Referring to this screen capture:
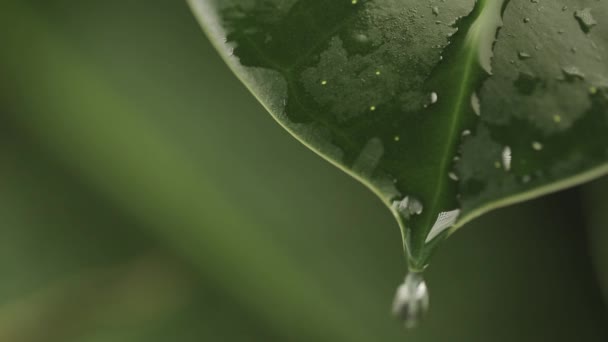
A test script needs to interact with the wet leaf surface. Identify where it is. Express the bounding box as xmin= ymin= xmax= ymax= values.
xmin=191 ymin=0 xmax=608 ymax=269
